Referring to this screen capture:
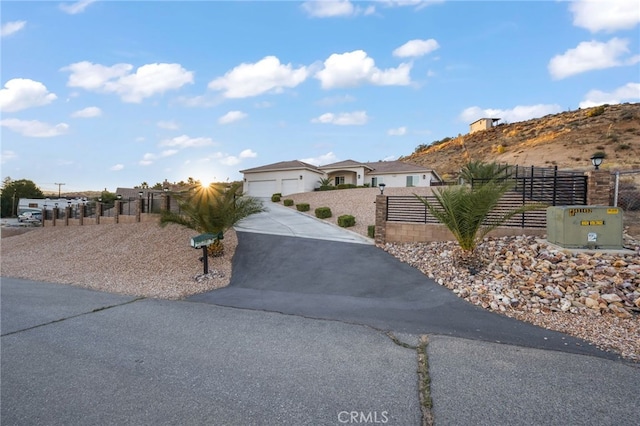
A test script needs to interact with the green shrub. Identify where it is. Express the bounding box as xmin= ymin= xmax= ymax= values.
xmin=319 ymin=185 xmax=335 ymax=191
xmin=271 ymin=194 xmax=281 ymax=202
xmin=283 ymin=199 xmax=294 ymax=206
xmin=367 ymin=225 xmax=375 ymax=238
xmin=315 ymin=207 xmax=332 ymax=219
xmin=336 ymin=184 xmax=357 ymax=190
xmin=296 ymin=203 xmax=310 ymax=212
xmin=586 ymin=105 xmax=605 ymax=117
xmin=338 ymin=214 xmax=356 ymax=228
